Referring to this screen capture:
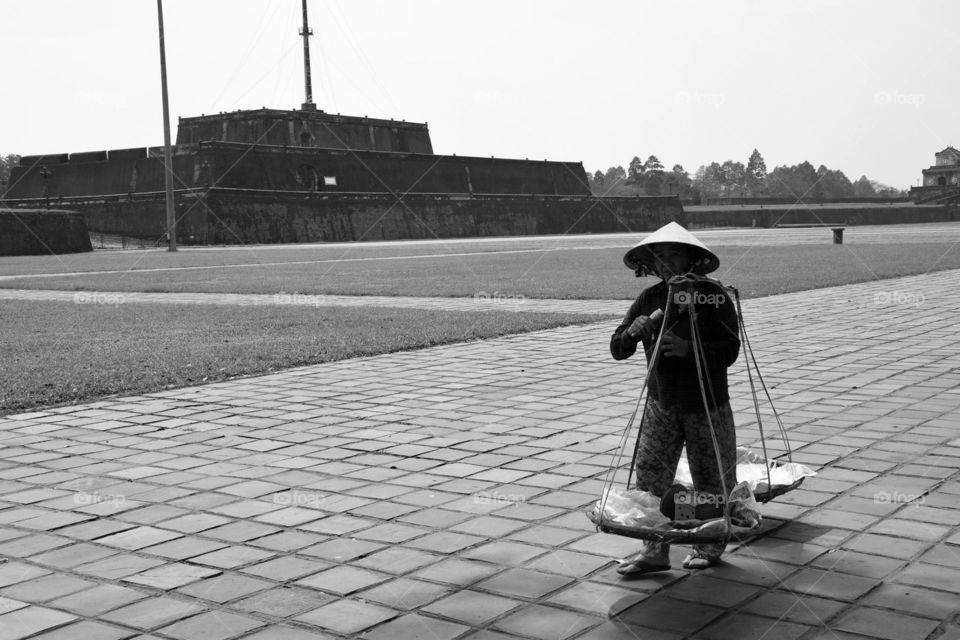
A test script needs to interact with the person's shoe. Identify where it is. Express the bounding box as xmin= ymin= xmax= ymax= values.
xmin=617 ymin=541 xmax=671 ymax=577
xmin=682 ymin=543 xmax=724 ymax=569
